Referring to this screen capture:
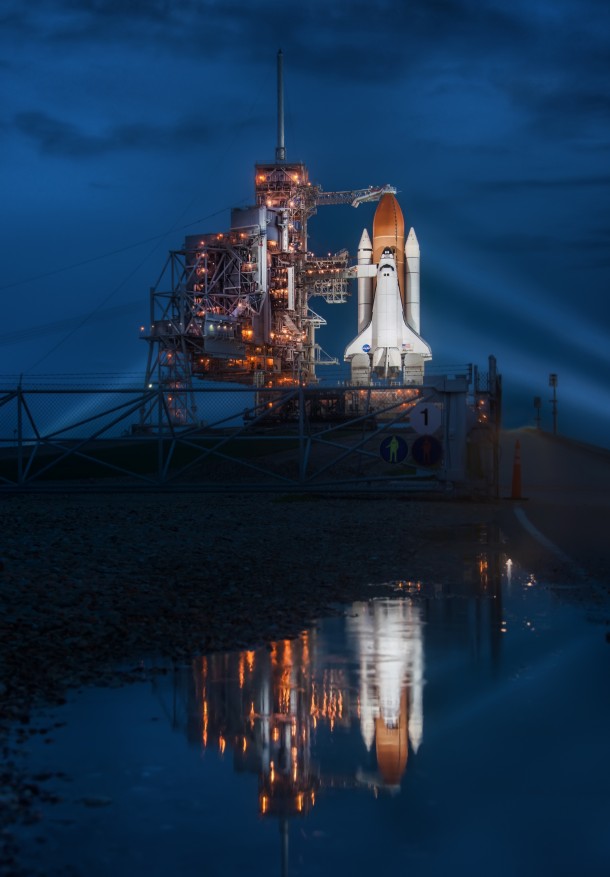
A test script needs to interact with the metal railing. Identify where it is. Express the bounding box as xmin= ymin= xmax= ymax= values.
xmin=0 ymin=379 xmax=498 ymax=494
